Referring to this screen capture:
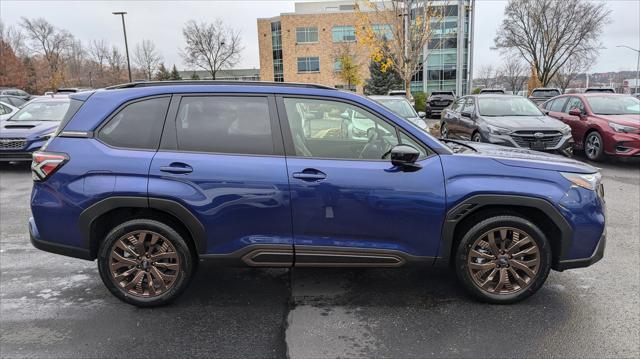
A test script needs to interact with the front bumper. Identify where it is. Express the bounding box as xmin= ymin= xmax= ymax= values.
xmin=605 ymin=132 xmax=640 ymax=157
xmin=555 ymin=230 xmax=606 ymax=271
